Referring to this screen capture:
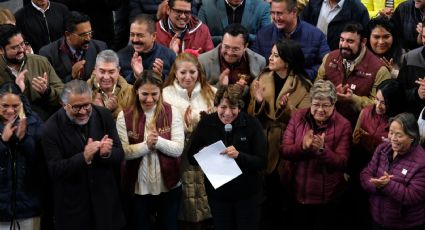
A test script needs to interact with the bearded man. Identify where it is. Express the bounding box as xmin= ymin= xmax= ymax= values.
xmin=316 ymin=23 xmax=391 ymax=126
xmin=0 ymin=24 xmax=64 ymax=120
